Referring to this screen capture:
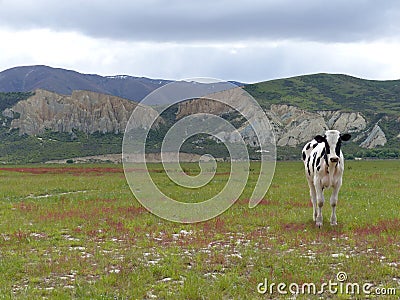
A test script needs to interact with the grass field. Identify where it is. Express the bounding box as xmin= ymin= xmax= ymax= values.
xmin=0 ymin=160 xmax=399 ymax=299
